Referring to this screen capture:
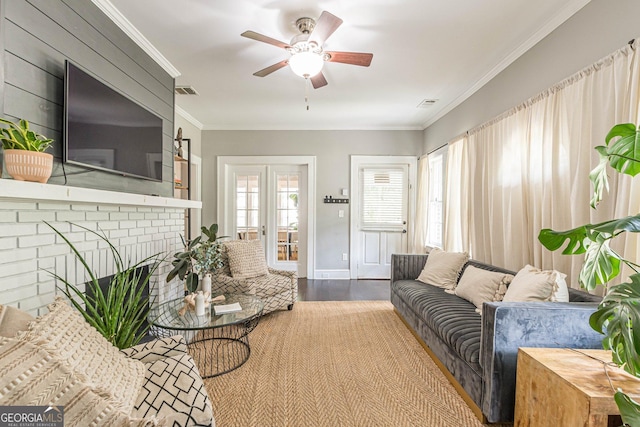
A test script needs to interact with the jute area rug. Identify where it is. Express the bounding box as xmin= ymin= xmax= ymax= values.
xmin=205 ymin=301 xmax=505 ymax=427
